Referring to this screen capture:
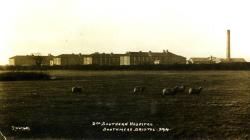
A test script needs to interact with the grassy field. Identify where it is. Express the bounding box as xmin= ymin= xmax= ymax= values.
xmin=0 ymin=72 xmax=51 ymax=81
xmin=0 ymin=70 xmax=249 ymax=139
